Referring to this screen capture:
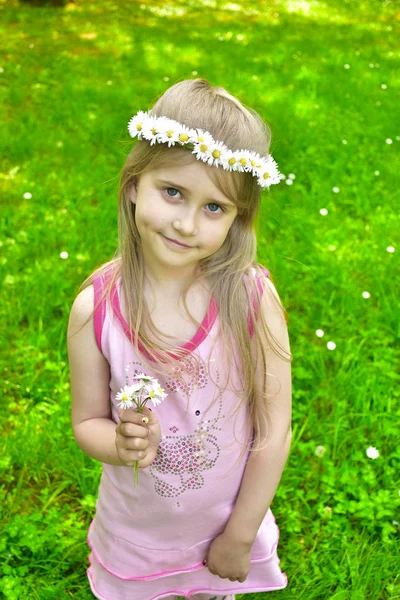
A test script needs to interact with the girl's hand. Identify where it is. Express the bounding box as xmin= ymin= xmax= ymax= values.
xmin=203 ymin=532 xmax=252 ymax=583
xmin=115 ymin=405 xmax=161 ymax=466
